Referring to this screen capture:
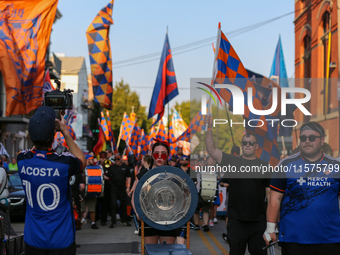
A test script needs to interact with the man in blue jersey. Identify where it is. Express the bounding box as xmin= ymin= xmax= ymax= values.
xmin=17 ymin=106 xmax=86 ymax=255
xmin=264 ymin=121 xmax=340 ymax=255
